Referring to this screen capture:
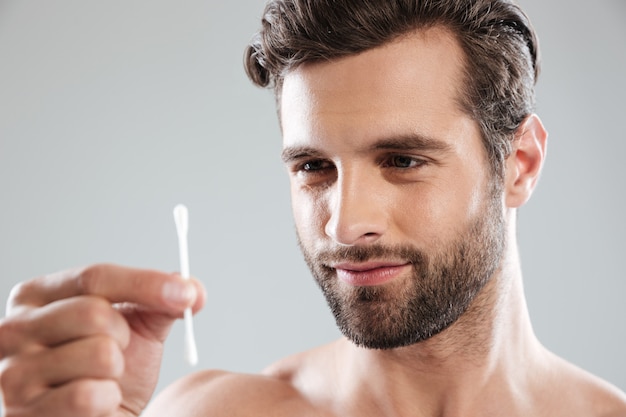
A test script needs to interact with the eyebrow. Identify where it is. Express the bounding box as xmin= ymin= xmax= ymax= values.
xmin=370 ymin=134 xmax=453 ymax=154
xmin=281 ymin=146 xmax=325 ymax=164
xmin=281 ymin=133 xmax=453 ymax=163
